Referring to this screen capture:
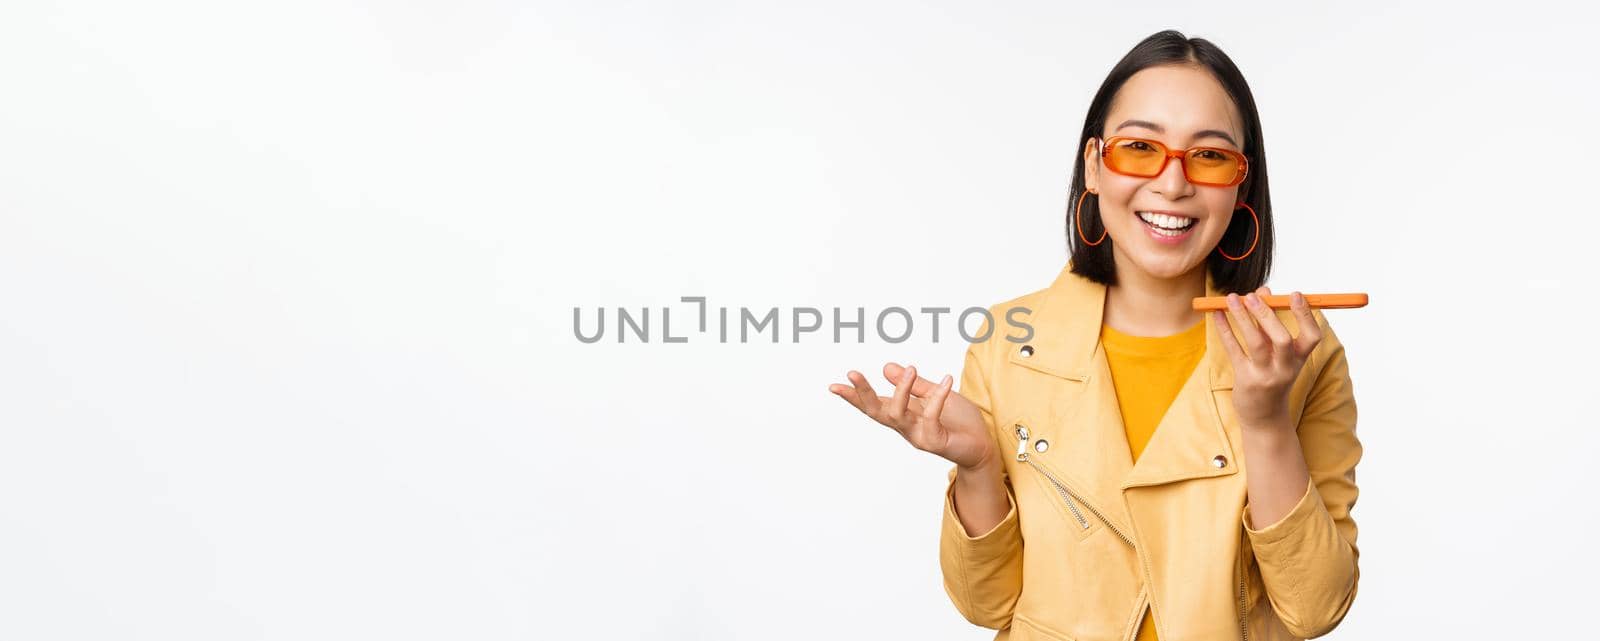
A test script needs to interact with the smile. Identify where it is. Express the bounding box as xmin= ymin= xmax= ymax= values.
xmin=1136 ymin=211 xmax=1196 ymax=238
